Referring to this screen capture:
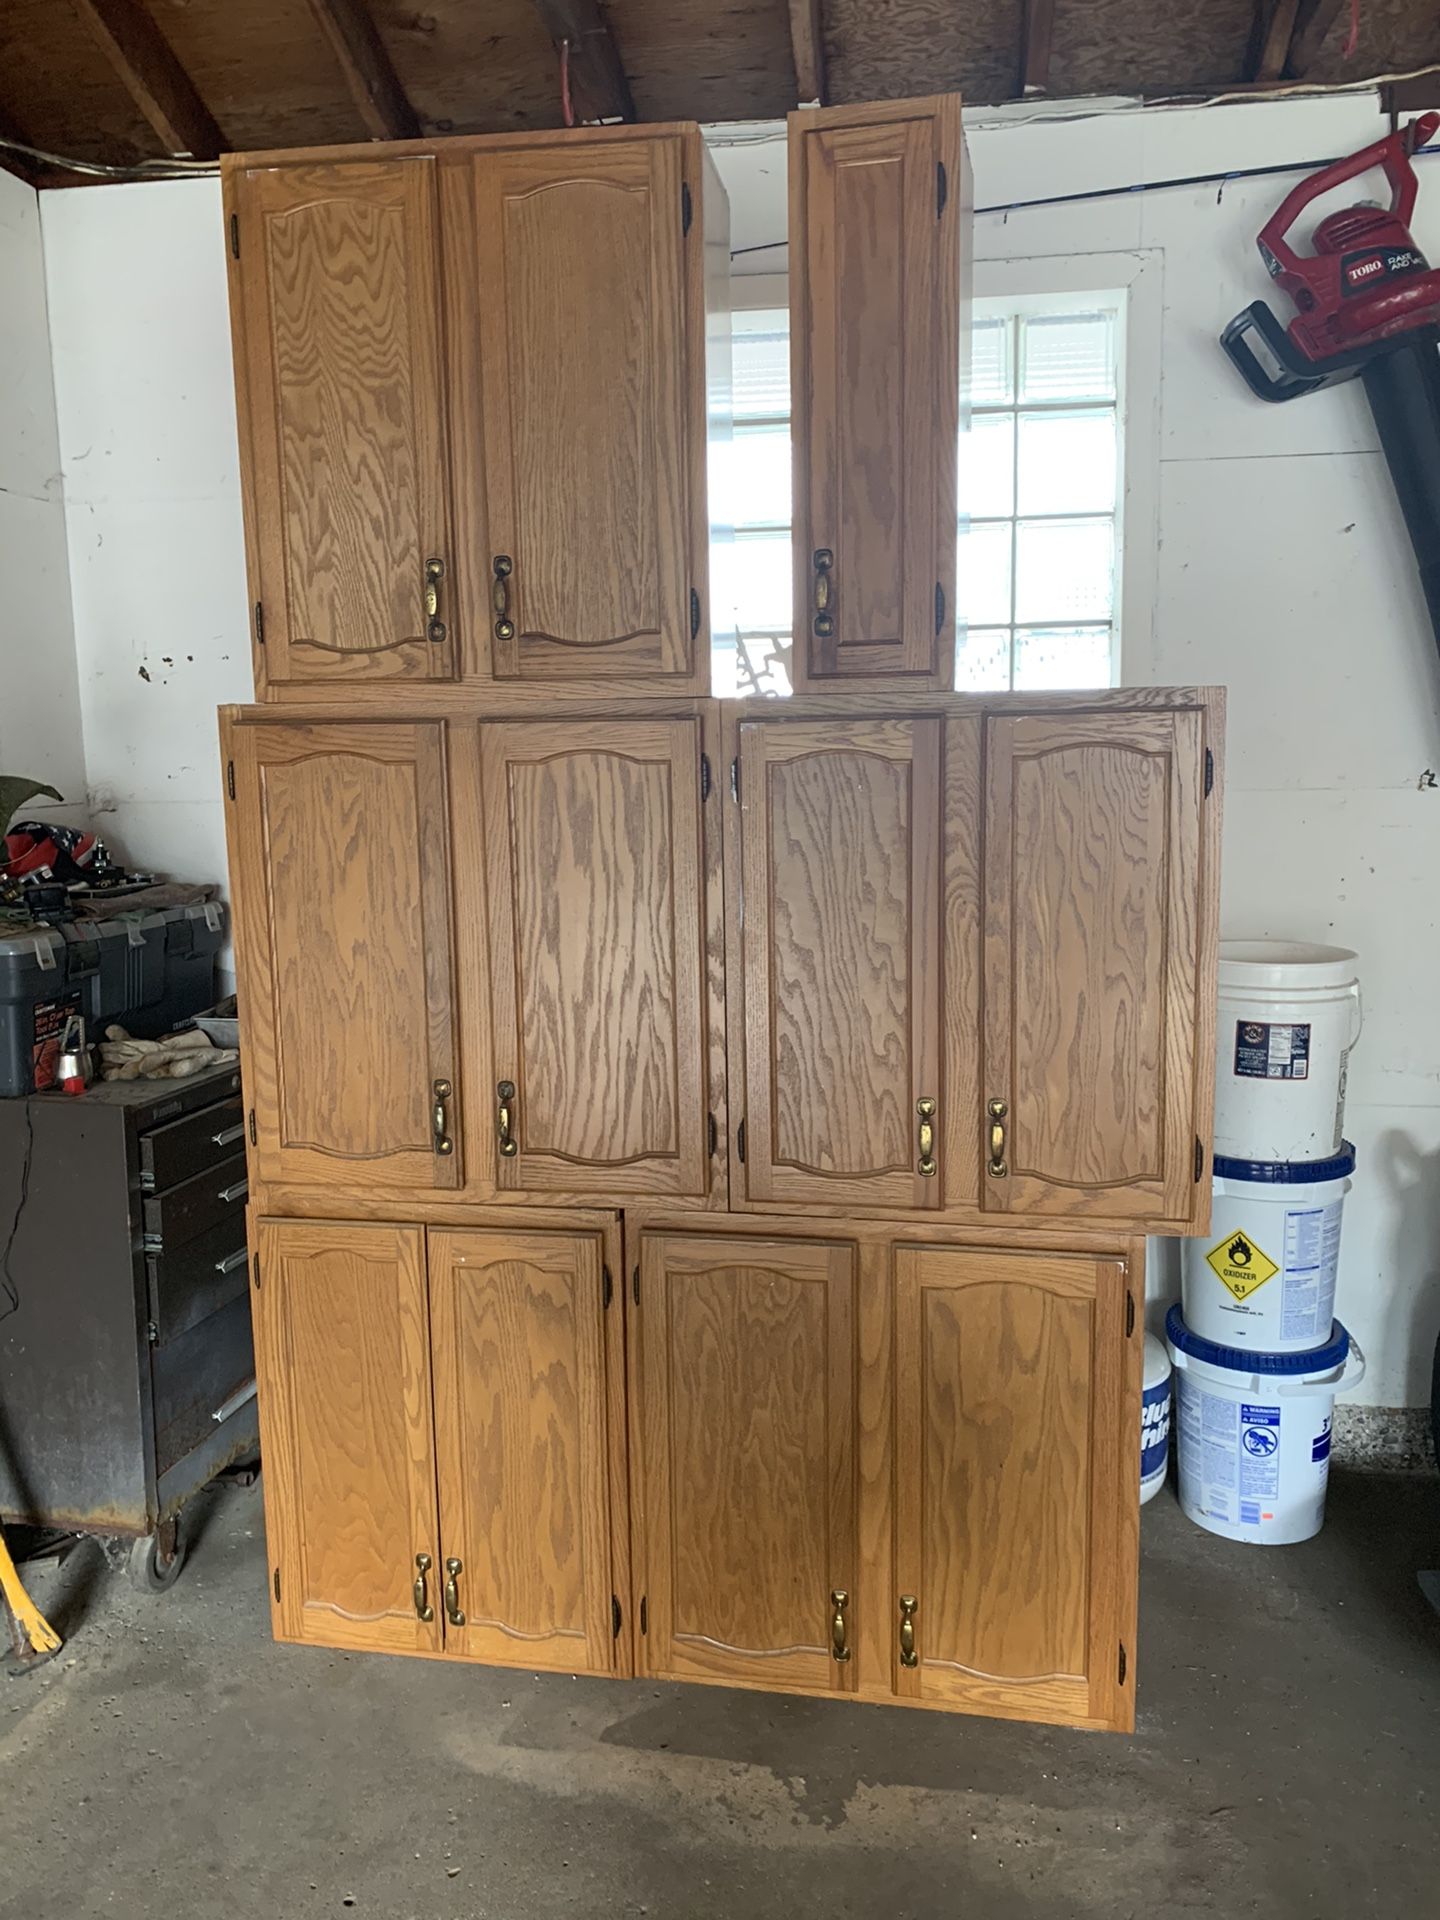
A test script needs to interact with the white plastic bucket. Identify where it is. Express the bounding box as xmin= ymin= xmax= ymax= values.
xmin=1166 ymin=1305 xmax=1365 ymax=1545
xmin=1140 ymin=1333 xmax=1171 ymax=1504
xmin=1182 ymin=1143 xmax=1354 ymax=1351
xmin=1215 ymin=941 xmax=1361 ymax=1162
